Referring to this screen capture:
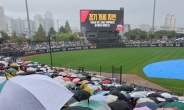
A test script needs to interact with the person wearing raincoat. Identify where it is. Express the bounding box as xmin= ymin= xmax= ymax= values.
xmin=80 ymin=82 xmax=93 ymax=95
